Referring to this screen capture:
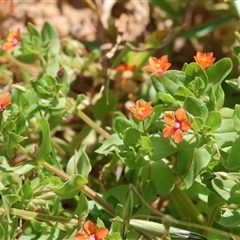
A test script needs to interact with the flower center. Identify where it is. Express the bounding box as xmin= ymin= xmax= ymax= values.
xmin=201 ymin=57 xmax=207 ymax=62
xmin=11 ymin=37 xmax=18 ymax=45
xmin=155 ymin=63 xmax=163 ymax=73
xmin=174 ymin=122 xmax=181 ymax=129
xmin=87 ymin=234 xmax=96 ymax=240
